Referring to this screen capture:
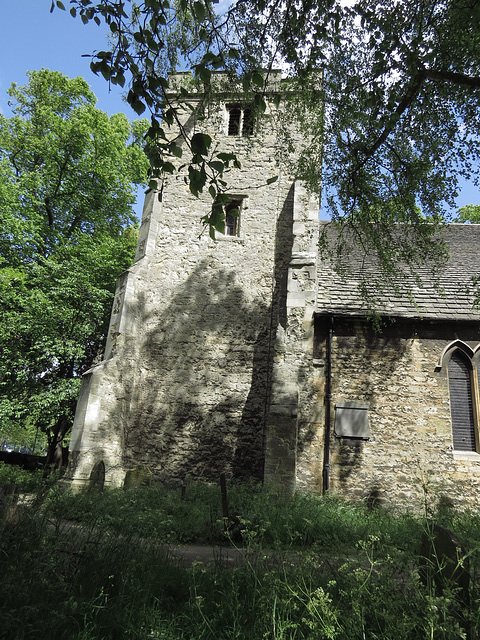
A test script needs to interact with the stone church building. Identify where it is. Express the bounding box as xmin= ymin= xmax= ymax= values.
xmin=66 ymin=71 xmax=480 ymax=510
